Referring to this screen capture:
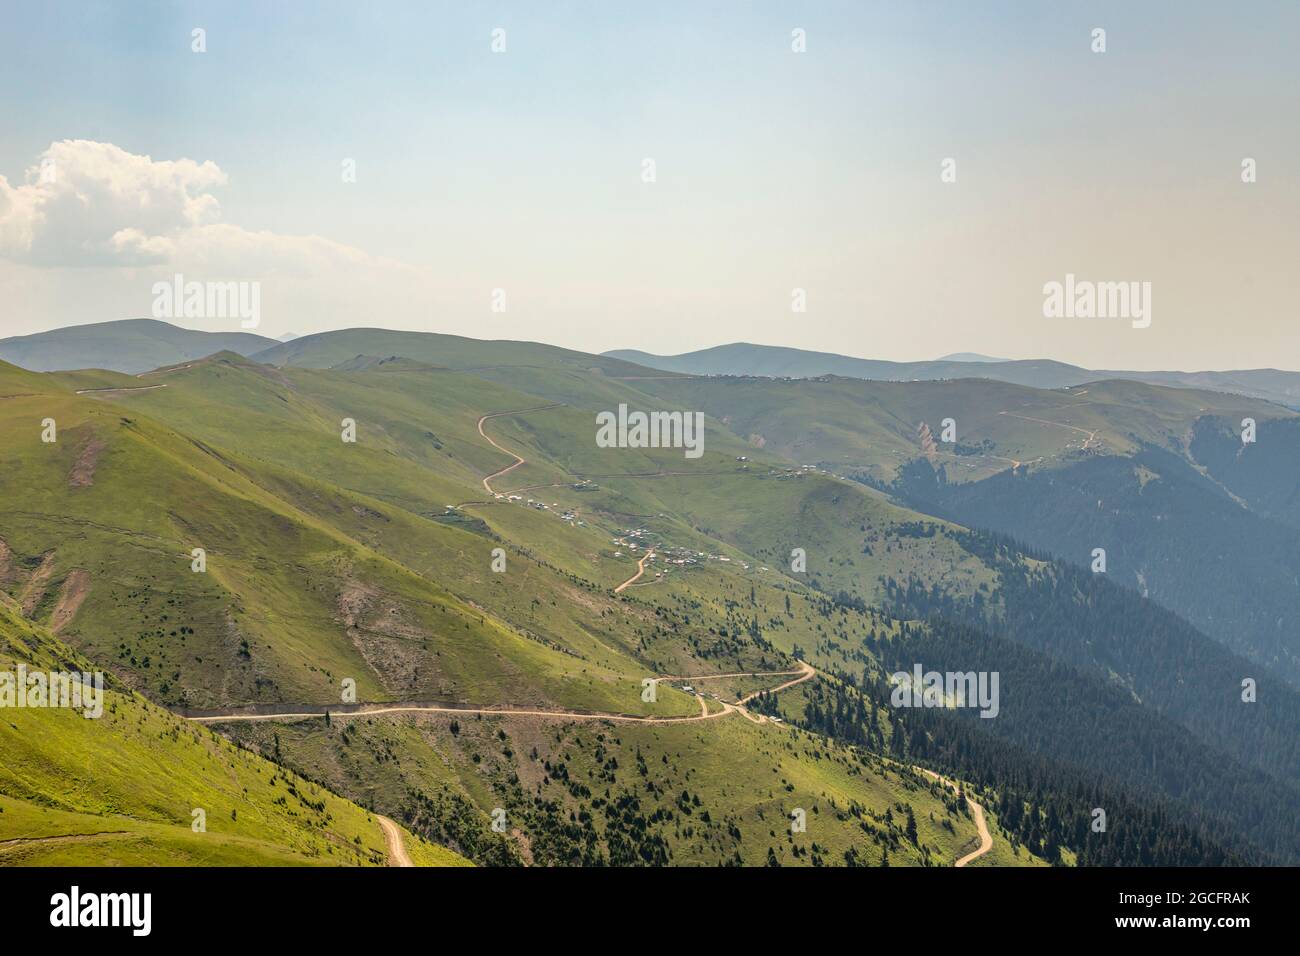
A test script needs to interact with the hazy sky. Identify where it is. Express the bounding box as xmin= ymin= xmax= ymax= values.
xmin=2 ymin=1 xmax=1298 ymax=370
